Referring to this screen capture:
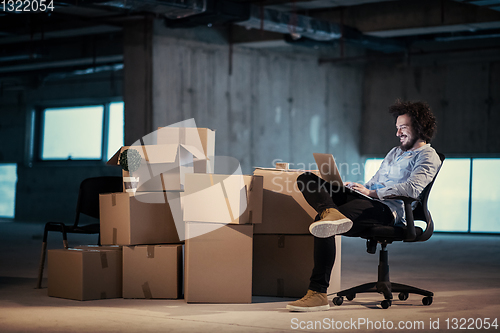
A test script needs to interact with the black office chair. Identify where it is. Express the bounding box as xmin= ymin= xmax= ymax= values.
xmin=36 ymin=176 xmax=123 ymax=289
xmin=332 ymin=153 xmax=445 ymax=309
